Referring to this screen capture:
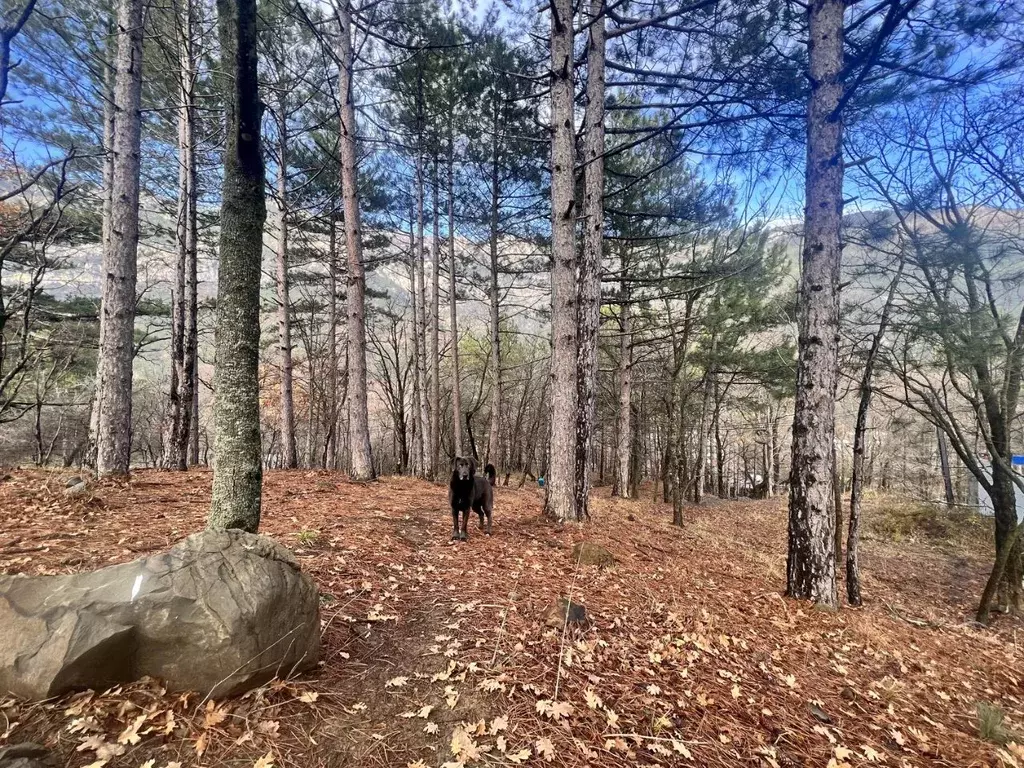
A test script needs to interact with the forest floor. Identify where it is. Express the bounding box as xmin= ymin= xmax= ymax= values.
xmin=0 ymin=469 xmax=1020 ymax=768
